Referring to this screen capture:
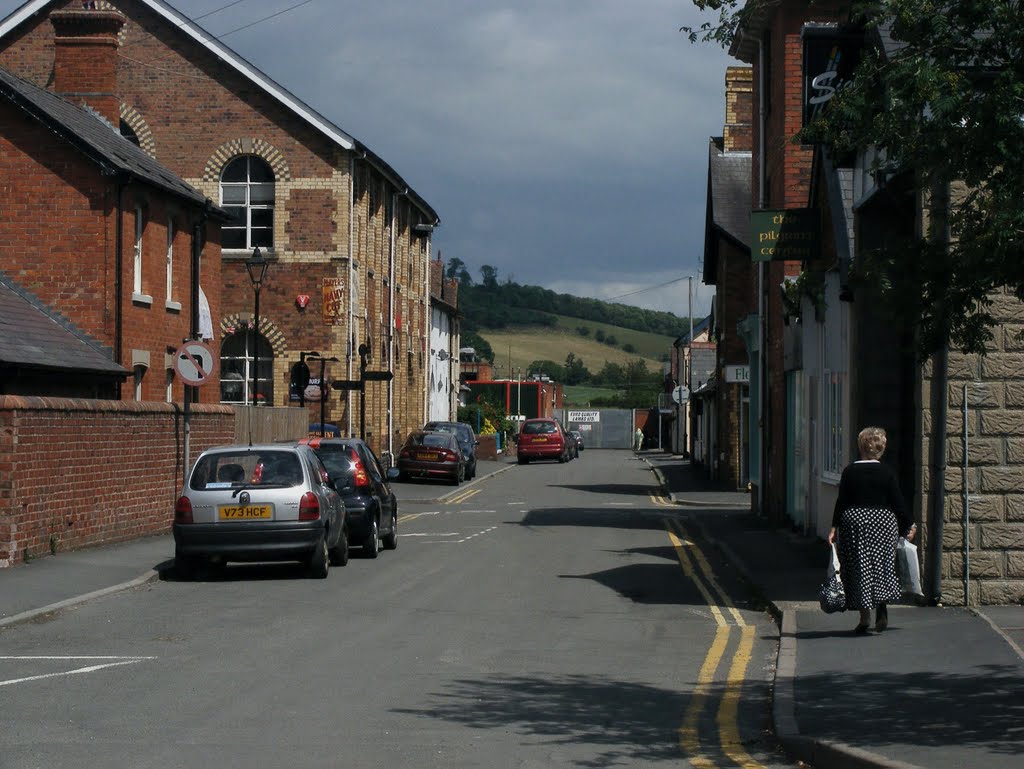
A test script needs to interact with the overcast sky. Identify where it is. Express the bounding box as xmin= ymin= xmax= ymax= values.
xmin=2 ymin=0 xmax=739 ymax=319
